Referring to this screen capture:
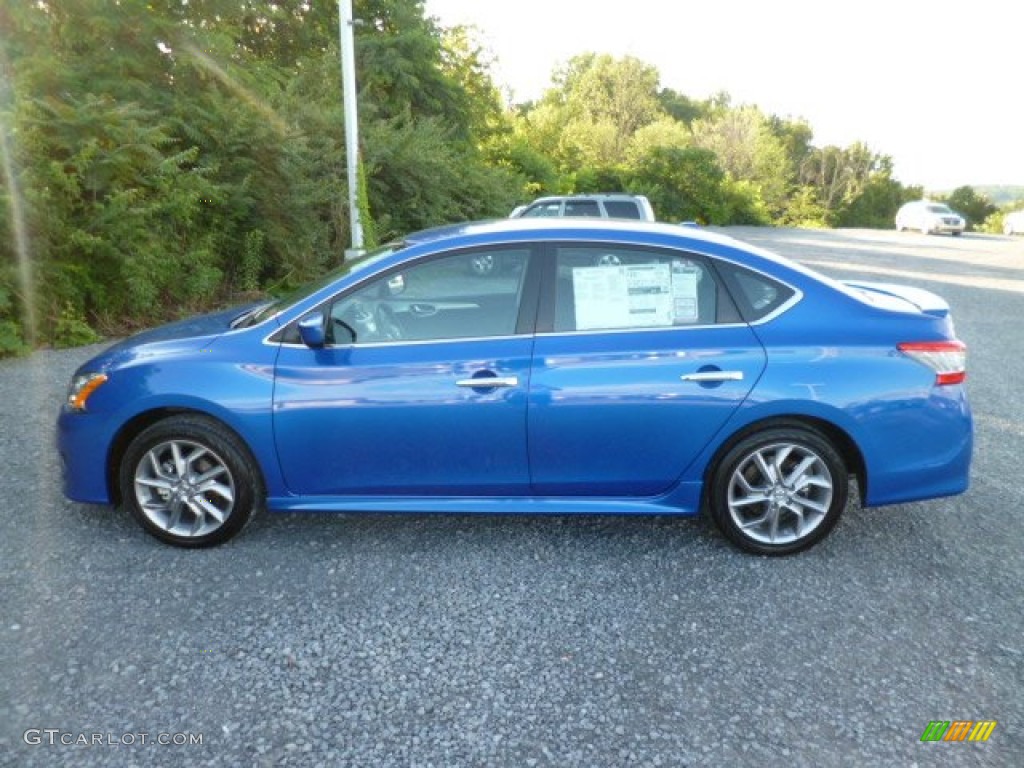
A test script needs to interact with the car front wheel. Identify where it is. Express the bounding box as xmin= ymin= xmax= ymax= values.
xmin=708 ymin=427 xmax=848 ymax=555
xmin=120 ymin=415 xmax=262 ymax=547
